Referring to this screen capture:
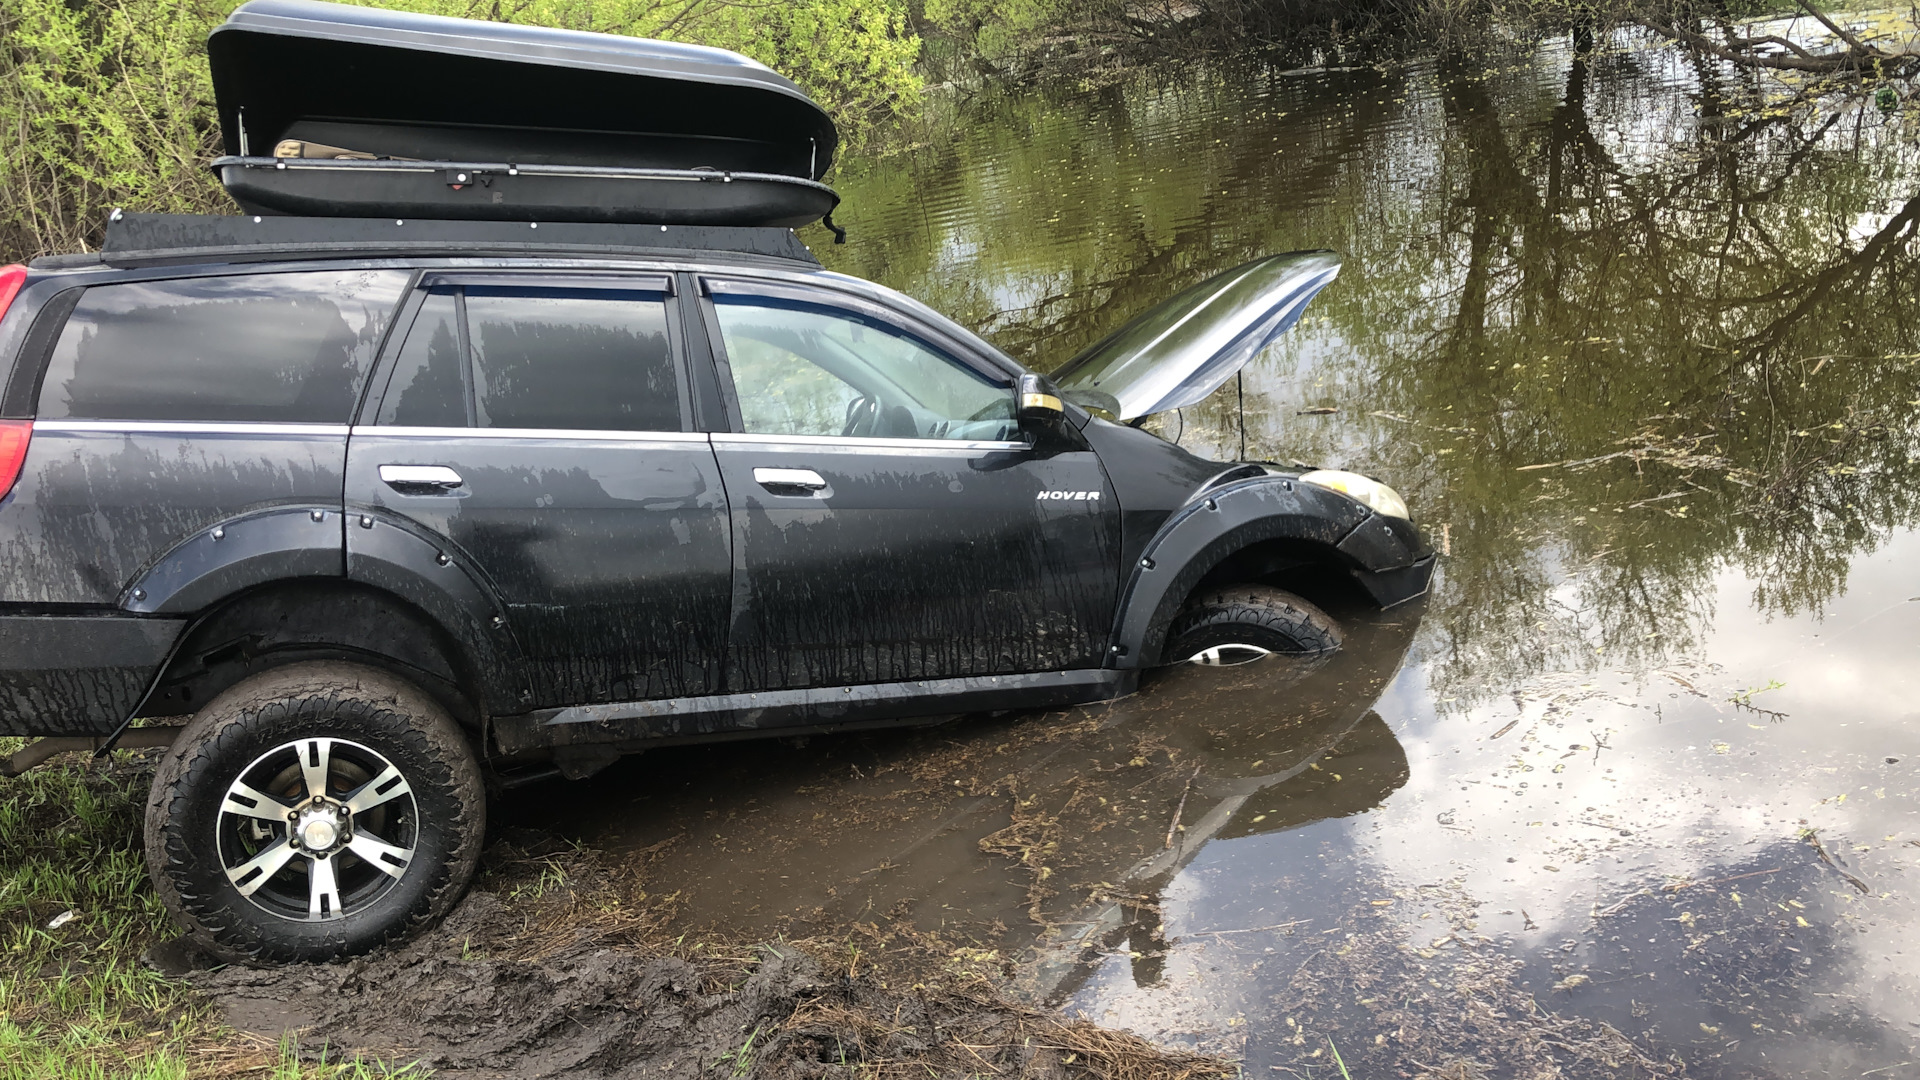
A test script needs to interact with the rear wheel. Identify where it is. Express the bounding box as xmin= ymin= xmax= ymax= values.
xmin=144 ymin=662 xmax=484 ymax=964
xmin=1162 ymin=584 xmax=1343 ymax=664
